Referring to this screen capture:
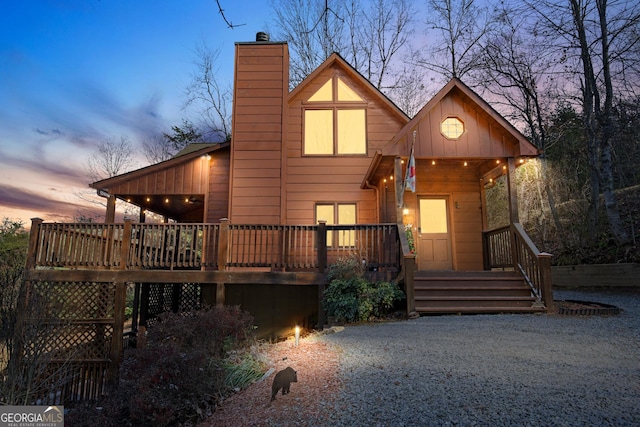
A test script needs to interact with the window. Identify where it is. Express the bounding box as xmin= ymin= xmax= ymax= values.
xmin=304 ymin=77 xmax=367 ymax=155
xmin=316 ymin=203 xmax=357 ymax=247
xmin=441 ymin=117 xmax=465 ymax=139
